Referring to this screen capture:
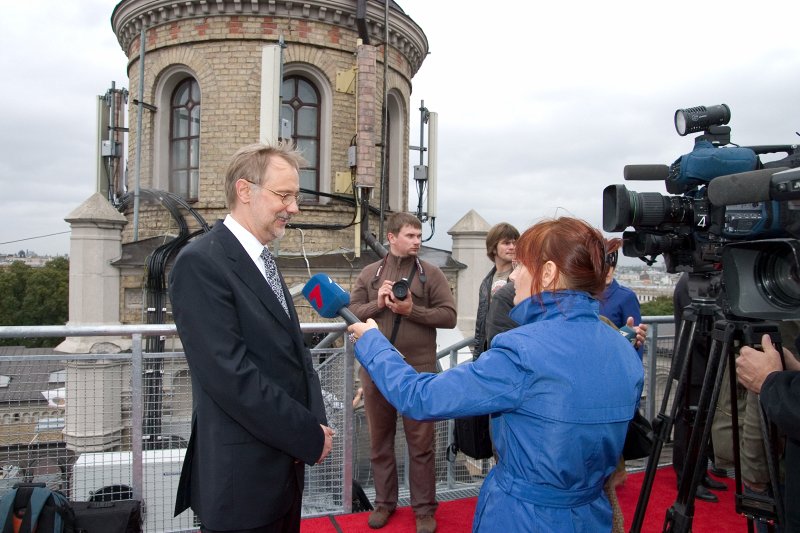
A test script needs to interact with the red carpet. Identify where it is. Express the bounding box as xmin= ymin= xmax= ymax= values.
xmin=616 ymin=467 xmax=747 ymax=532
xmin=301 ymin=467 xmax=750 ymax=532
xmin=300 ymin=498 xmax=476 ymax=532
